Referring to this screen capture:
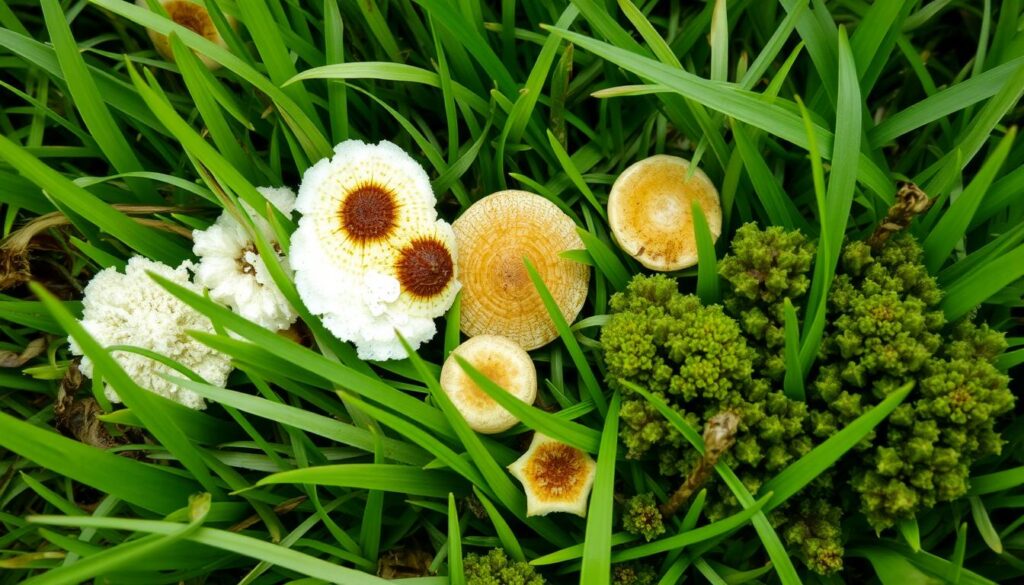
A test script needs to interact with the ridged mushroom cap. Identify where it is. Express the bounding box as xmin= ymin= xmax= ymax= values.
xmin=508 ymin=432 xmax=597 ymax=517
xmin=608 ymin=155 xmax=722 ymax=271
xmin=136 ymin=0 xmax=234 ymax=70
xmin=452 ymin=190 xmax=589 ymax=350
xmin=440 ymin=335 xmax=537 ymax=434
